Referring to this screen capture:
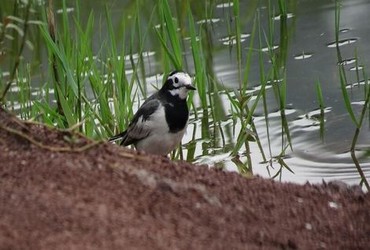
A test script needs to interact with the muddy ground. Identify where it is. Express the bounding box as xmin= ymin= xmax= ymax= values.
xmin=0 ymin=108 xmax=369 ymax=249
